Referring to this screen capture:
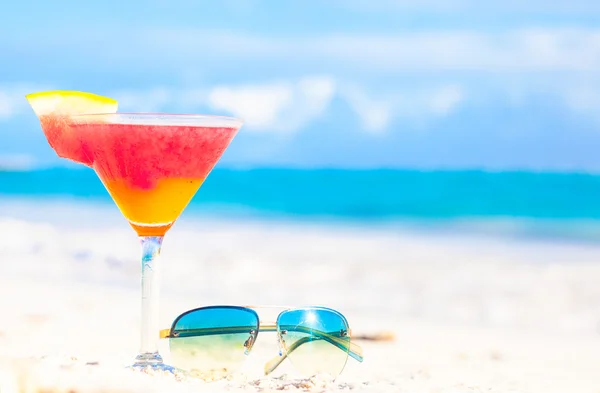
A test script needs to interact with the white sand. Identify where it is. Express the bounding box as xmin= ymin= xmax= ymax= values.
xmin=1 ymin=203 xmax=600 ymax=392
